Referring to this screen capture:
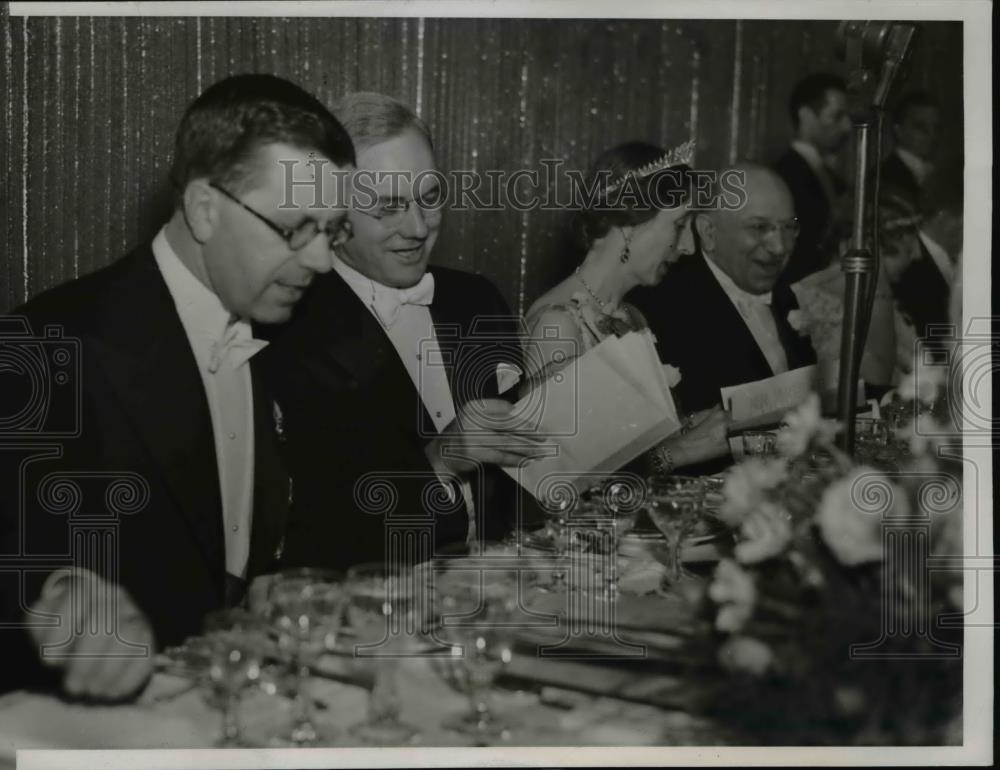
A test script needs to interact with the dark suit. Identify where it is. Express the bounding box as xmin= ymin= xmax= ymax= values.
xmin=881 ymin=151 xmax=923 ymax=212
xmin=773 ymin=147 xmax=847 ymax=285
xmin=893 ymin=242 xmax=951 ymax=342
xmin=630 ymin=253 xmax=816 ymax=416
xmin=0 ymin=246 xmax=289 ymax=692
xmin=261 ymin=266 xmax=523 ymax=572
